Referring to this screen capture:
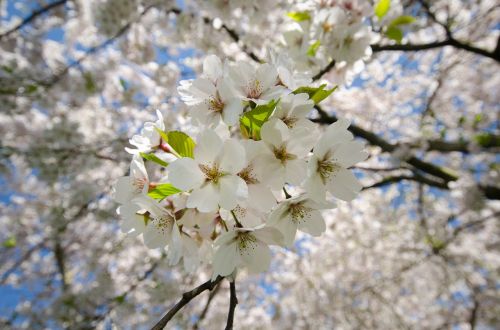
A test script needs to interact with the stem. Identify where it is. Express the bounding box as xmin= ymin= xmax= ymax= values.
xmin=159 ymin=142 xmax=181 ymax=158
xmin=230 ymin=210 xmax=243 ymax=228
xmin=151 ymin=276 xmax=223 ymax=330
xmin=283 ymin=187 xmax=292 ymax=199
xmin=225 ymin=280 xmax=238 ymax=330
